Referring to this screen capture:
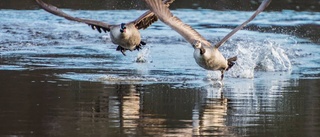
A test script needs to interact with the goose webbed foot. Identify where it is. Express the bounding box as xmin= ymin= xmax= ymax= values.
xmin=135 ymin=41 xmax=146 ymax=51
xmin=140 ymin=41 xmax=146 ymax=45
xmin=116 ymin=46 xmax=126 ymax=56
xmin=135 ymin=45 xmax=142 ymax=51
